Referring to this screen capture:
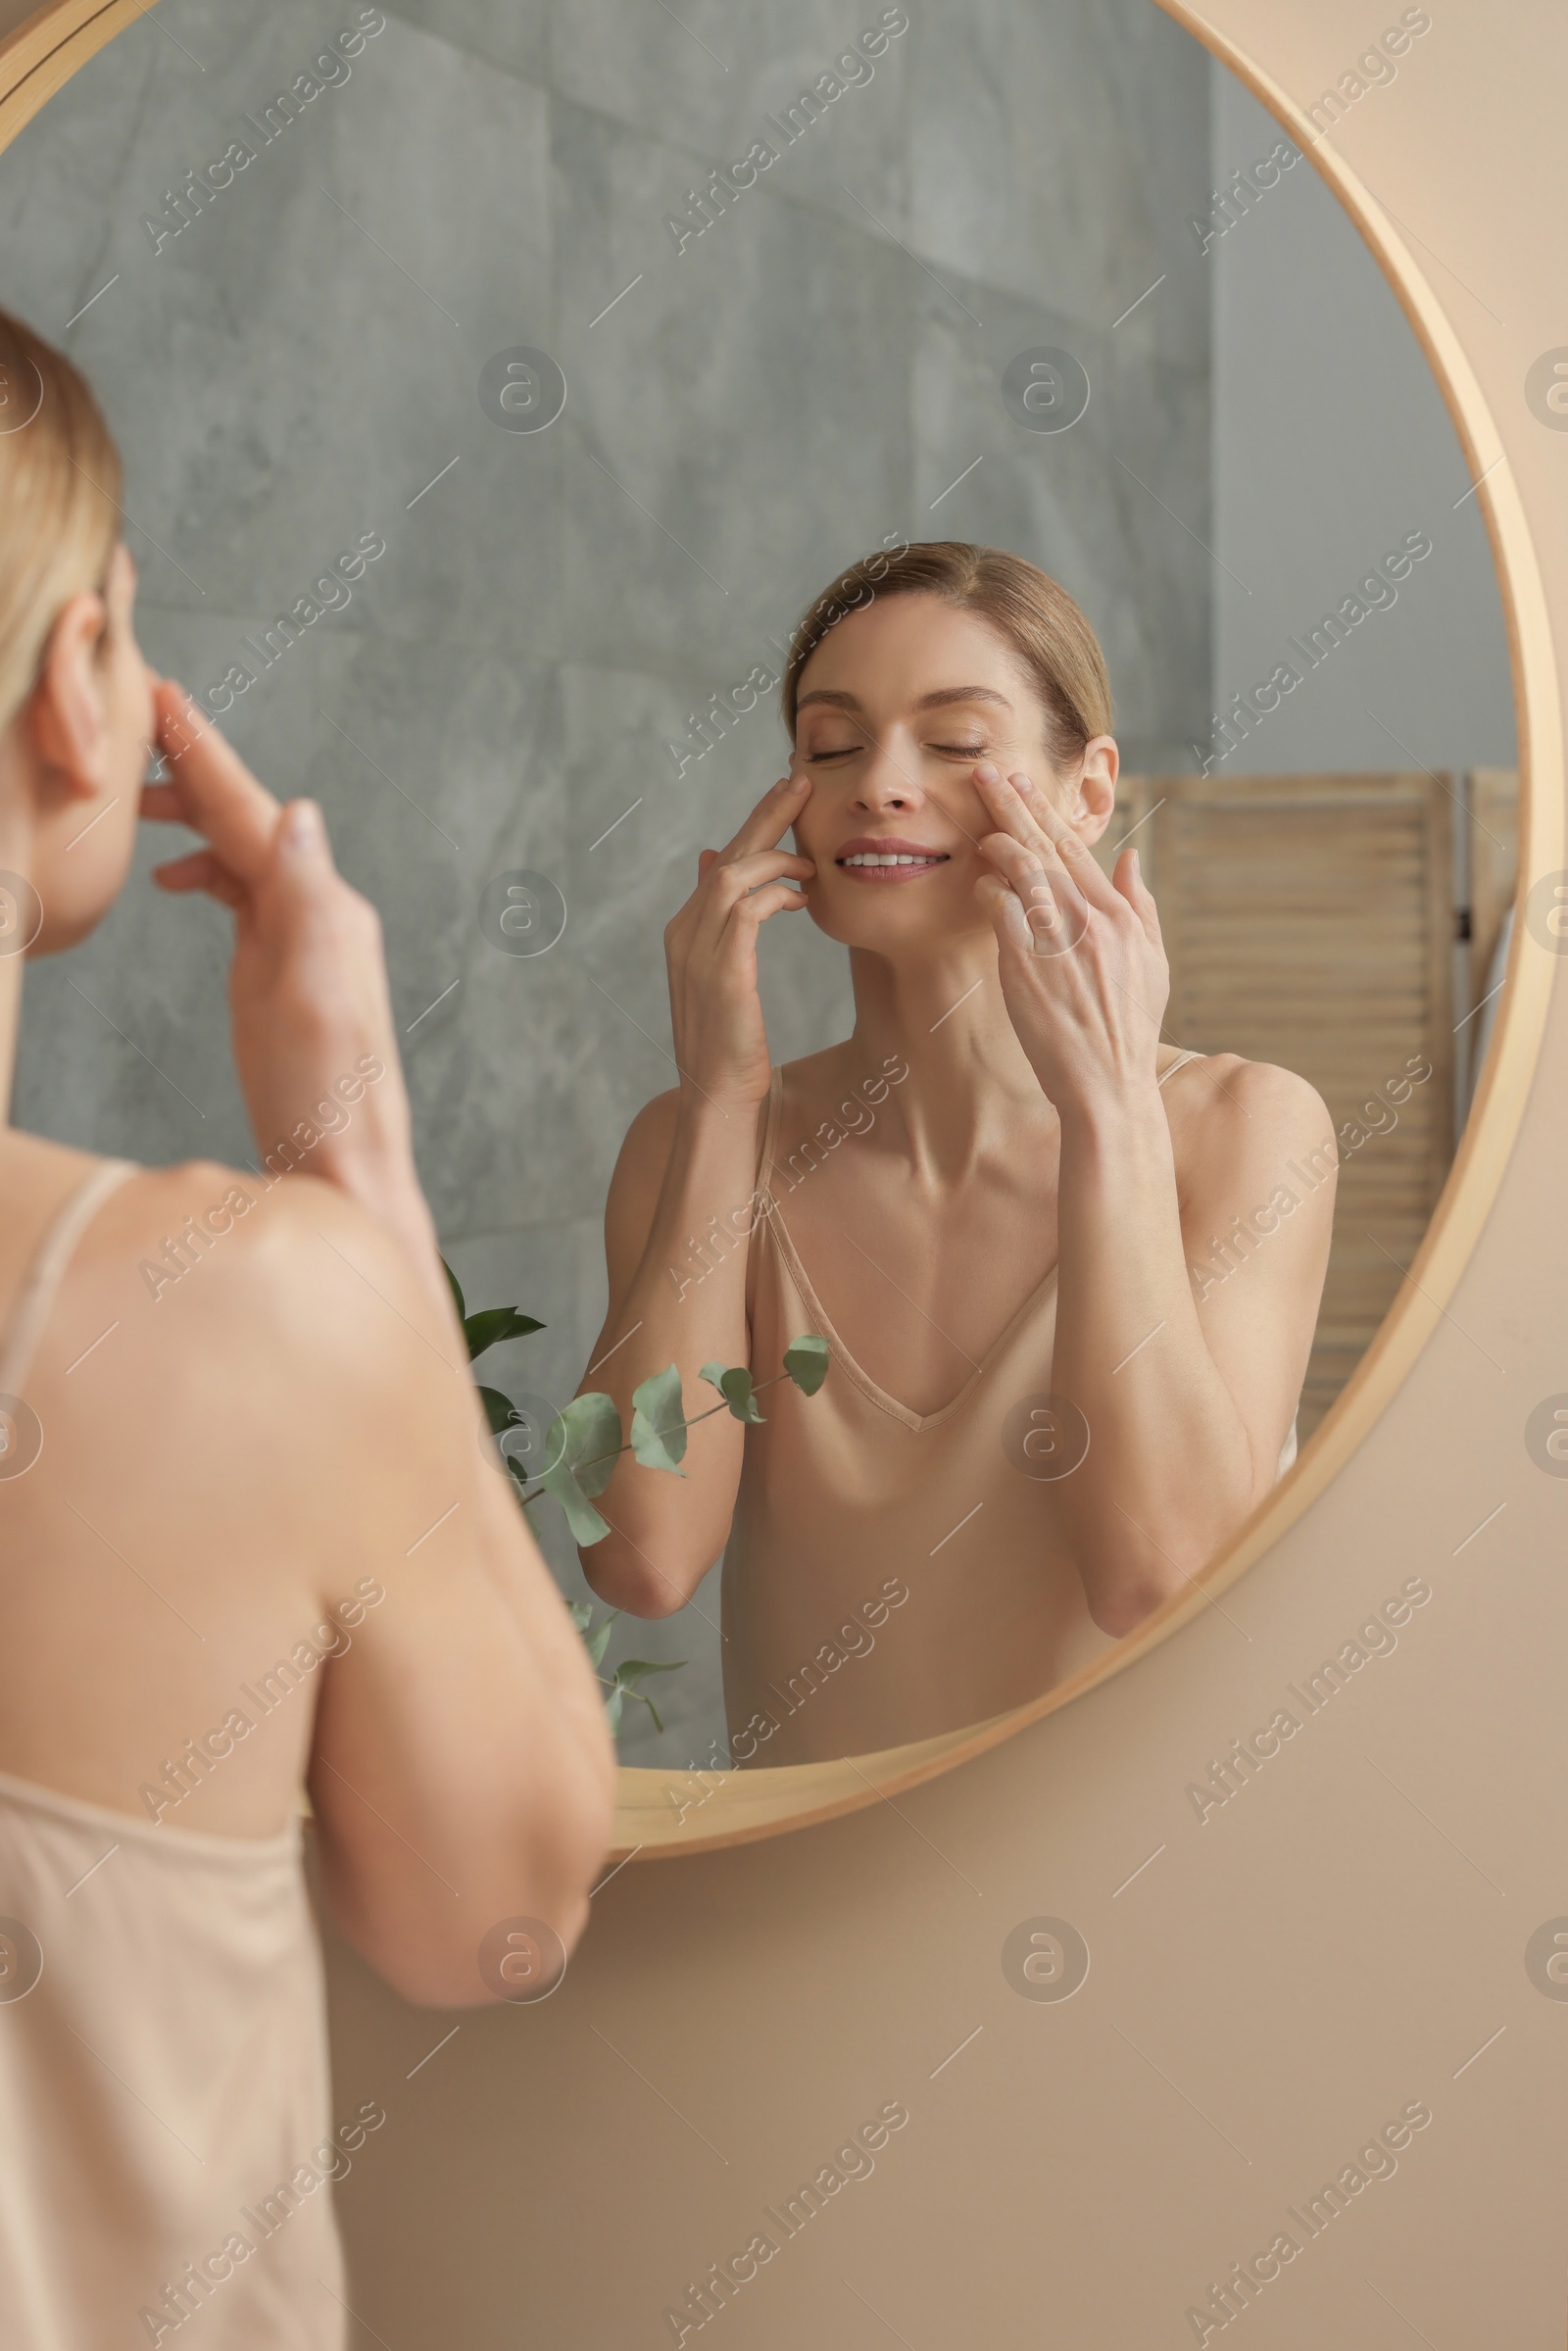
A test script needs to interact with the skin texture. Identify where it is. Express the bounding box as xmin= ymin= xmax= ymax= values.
xmin=582 ymin=592 xmax=1336 ymax=1650
xmin=0 ymin=546 xmax=613 ymax=2006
